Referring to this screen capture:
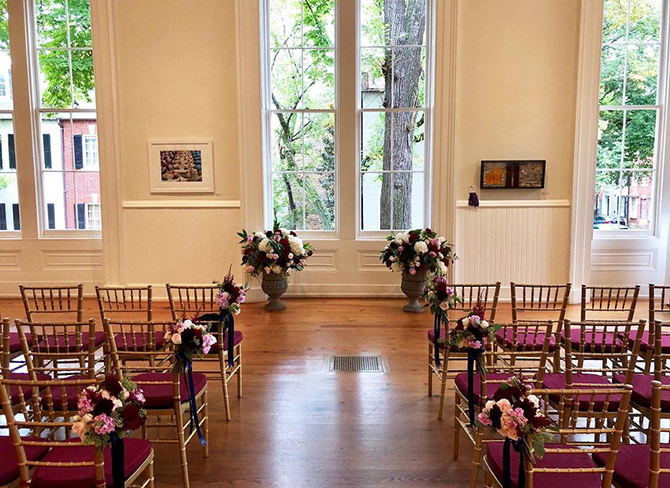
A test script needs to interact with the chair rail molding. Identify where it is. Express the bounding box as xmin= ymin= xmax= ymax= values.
xmin=569 ymin=0 xmax=604 ymax=303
